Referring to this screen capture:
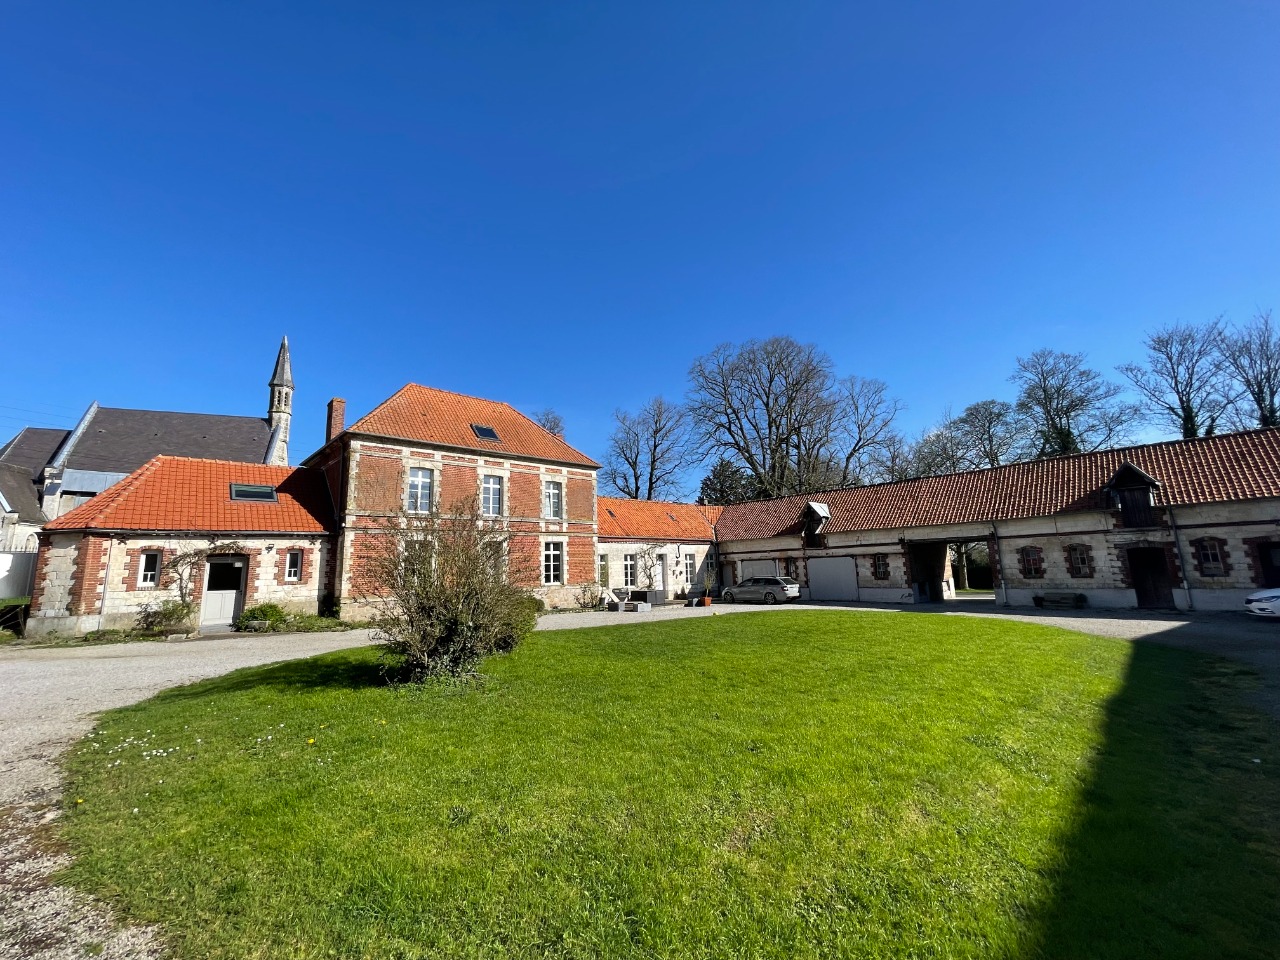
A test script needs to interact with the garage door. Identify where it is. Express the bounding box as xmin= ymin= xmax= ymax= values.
xmin=807 ymin=557 xmax=857 ymax=601
xmin=738 ymin=559 xmax=778 ymax=580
